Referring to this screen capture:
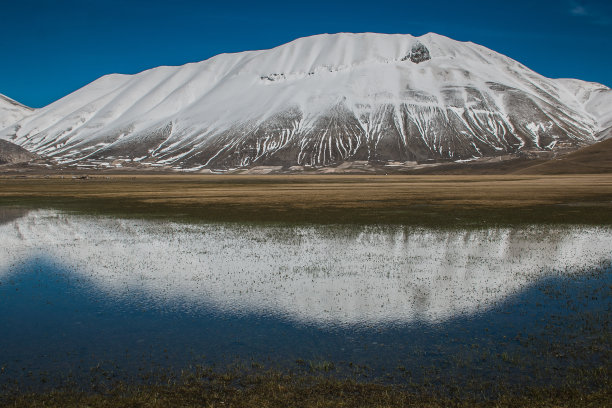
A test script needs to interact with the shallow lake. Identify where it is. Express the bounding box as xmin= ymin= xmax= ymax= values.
xmin=0 ymin=208 xmax=610 ymax=395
